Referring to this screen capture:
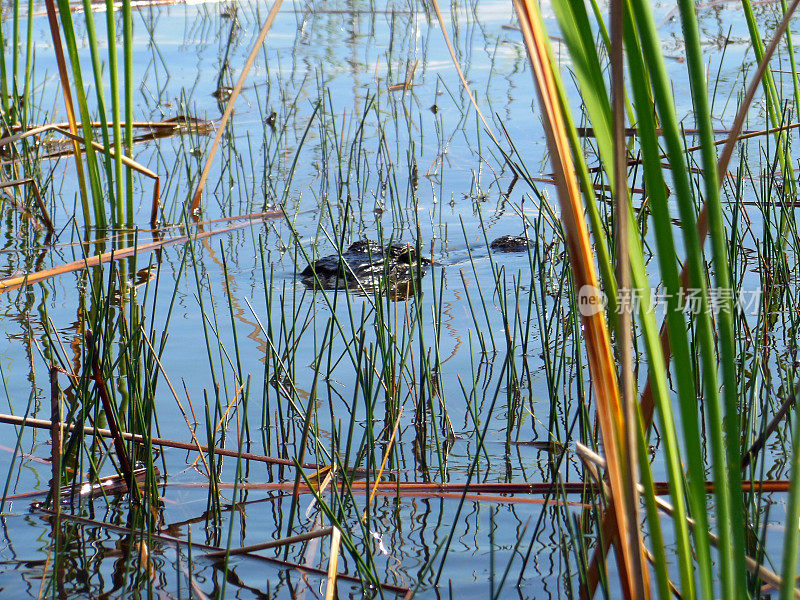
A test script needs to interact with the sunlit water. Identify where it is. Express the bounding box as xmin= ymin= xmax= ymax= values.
xmin=0 ymin=0 xmax=796 ymax=598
